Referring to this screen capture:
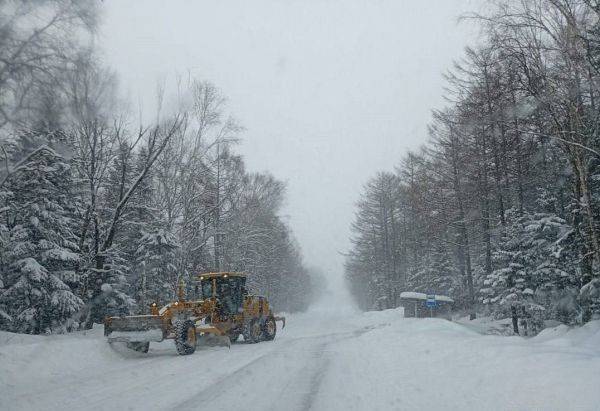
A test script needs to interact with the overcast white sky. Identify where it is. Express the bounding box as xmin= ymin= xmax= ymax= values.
xmin=100 ymin=0 xmax=477 ymax=292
